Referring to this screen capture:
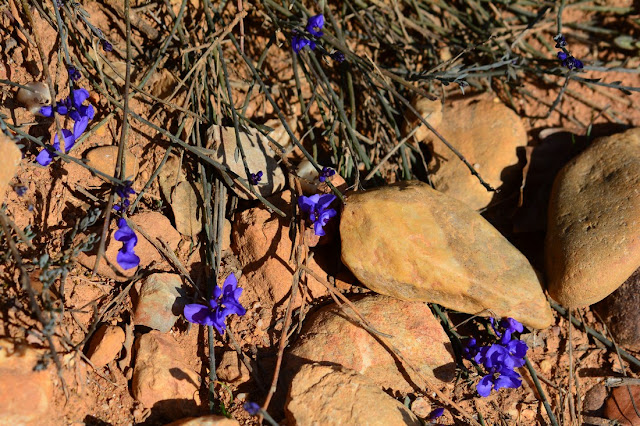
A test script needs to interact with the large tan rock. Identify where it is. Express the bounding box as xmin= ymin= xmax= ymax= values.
xmin=85 ymin=145 xmax=138 ymax=180
xmin=422 ymin=98 xmax=527 ymax=210
xmin=286 ymin=364 xmax=421 ymax=426
xmin=340 ymin=181 xmax=553 ymax=329
xmin=132 ymin=331 xmax=201 ymax=418
xmin=0 ymin=339 xmax=53 ymax=425
xmin=133 ymin=273 xmax=182 ymax=332
xmin=546 ymin=128 xmax=640 ymax=307
xmin=0 ymin=134 xmax=22 ymax=205
xmin=287 ymin=294 xmax=455 ymax=393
